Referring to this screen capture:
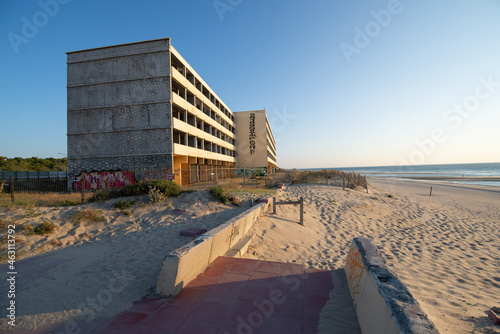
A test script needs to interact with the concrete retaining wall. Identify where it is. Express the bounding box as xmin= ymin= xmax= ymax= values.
xmin=344 ymin=237 xmax=439 ymax=334
xmin=157 ymin=200 xmax=271 ymax=296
